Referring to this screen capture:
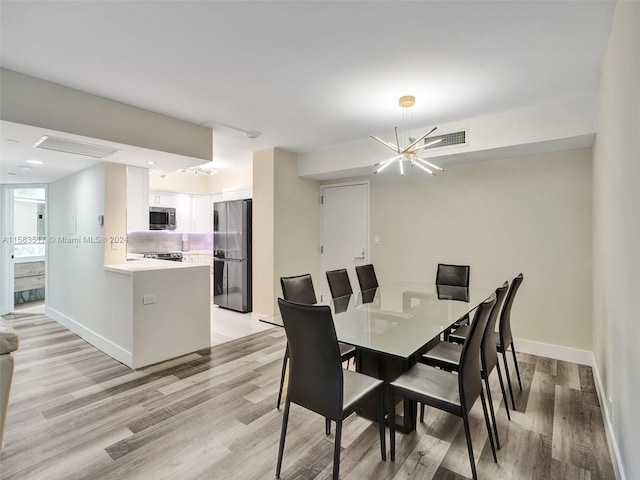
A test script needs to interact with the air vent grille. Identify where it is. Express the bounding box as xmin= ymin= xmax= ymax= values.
xmin=32 ymin=136 xmax=118 ymax=158
xmin=423 ymin=130 xmax=467 ymax=150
